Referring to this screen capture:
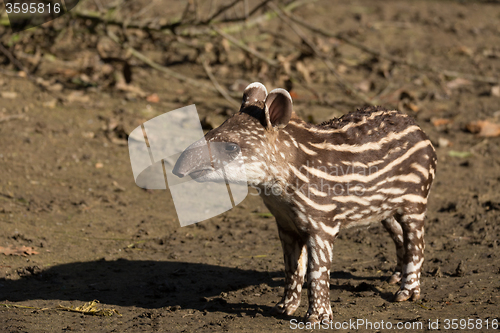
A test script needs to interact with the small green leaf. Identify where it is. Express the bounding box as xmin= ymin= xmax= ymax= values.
xmin=448 ymin=150 xmax=472 ymax=158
